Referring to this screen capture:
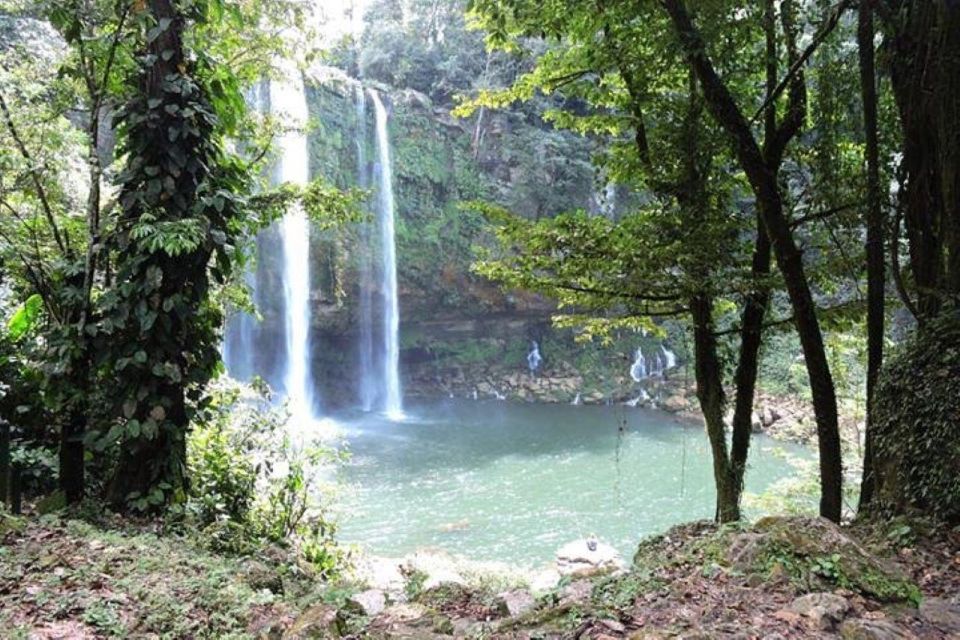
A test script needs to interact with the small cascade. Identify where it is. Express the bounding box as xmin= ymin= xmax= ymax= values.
xmin=661 ymin=345 xmax=677 ymax=370
xmin=629 ymin=344 xmax=677 ymax=384
xmin=271 ymin=65 xmax=316 ymax=424
xmin=527 ymin=341 xmax=543 ymax=376
xmin=629 ymin=348 xmax=647 ymax=382
xmin=571 ymin=392 xmax=582 ymax=406
xmin=370 ymin=89 xmax=403 ymax=419
xmin=651 ymin=353 xmax=664 ymax=377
